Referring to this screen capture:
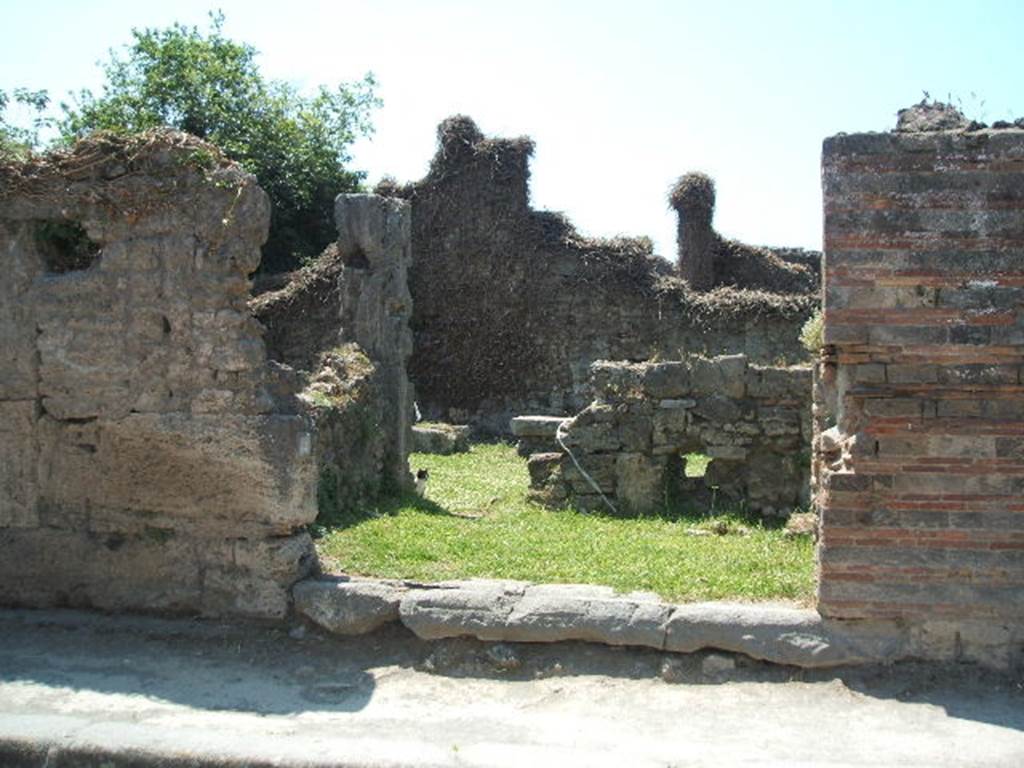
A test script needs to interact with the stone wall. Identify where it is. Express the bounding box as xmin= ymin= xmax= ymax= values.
xmin=383 ymin=117 xmax=818 ymax=432
xmin=529 ymin=356 xmax=811 ymax=516
xmin=669 ymin=171 xmax=819 ymax=294
xmin=254 ymin=194 xmax=414 ymax=495
xmin=0 ymin=133 xmax=411 ymax=619
xmin=817 ymin=117 xmax=1024 ymax=664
